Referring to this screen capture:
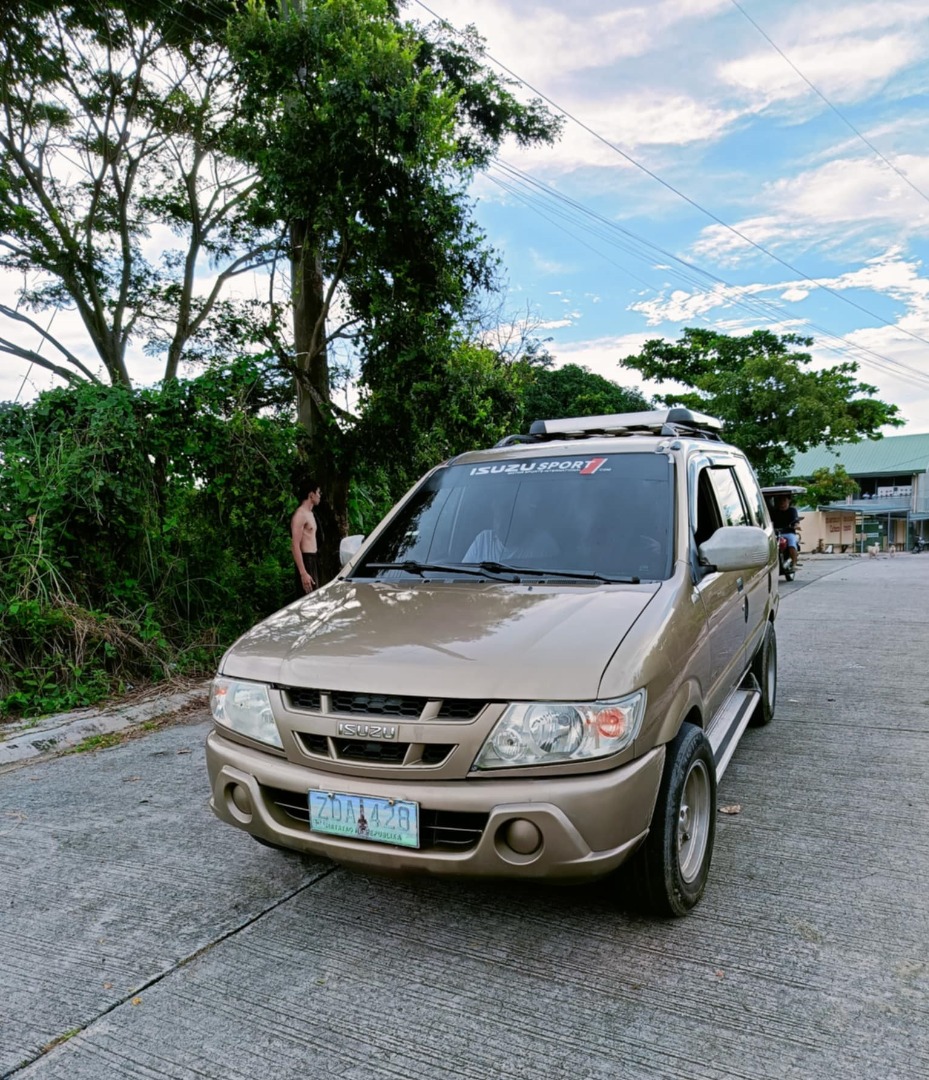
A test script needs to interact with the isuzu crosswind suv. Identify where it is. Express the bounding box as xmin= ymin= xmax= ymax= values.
xmin=206 ymin=408 xmax=778 ymax=915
